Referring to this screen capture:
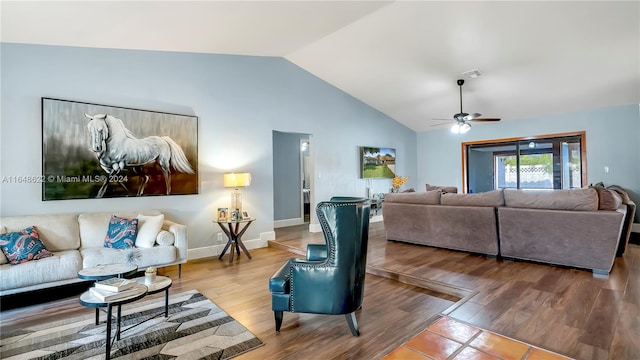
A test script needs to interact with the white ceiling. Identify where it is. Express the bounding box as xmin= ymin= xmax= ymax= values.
xmin=2 ymin=1 xmax=639 ymax=132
